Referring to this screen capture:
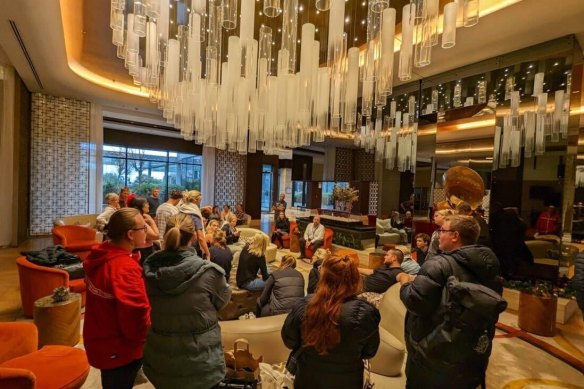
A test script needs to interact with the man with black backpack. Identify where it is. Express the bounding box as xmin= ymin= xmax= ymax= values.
xmin=397 ymin=215 xmax=506 ymax=389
